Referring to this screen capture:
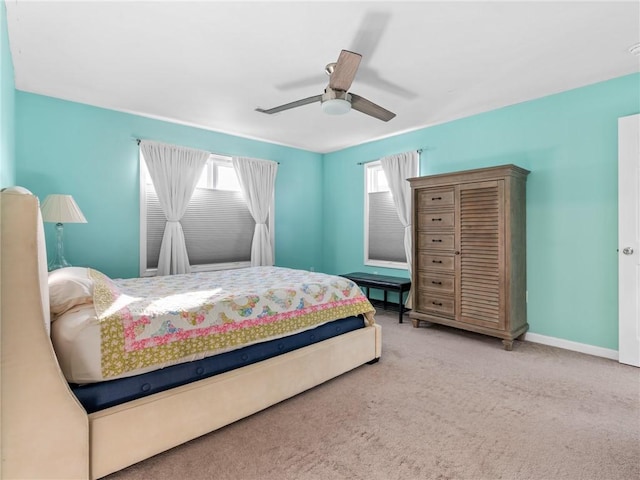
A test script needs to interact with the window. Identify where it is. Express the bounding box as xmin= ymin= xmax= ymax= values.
xmin=195 ymin=157 xmax=241 ymax=191
xmin=140 ymin=152 xmax=270 ymax=276
xmin=364 ymin=161 xmax=408 ymax=268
